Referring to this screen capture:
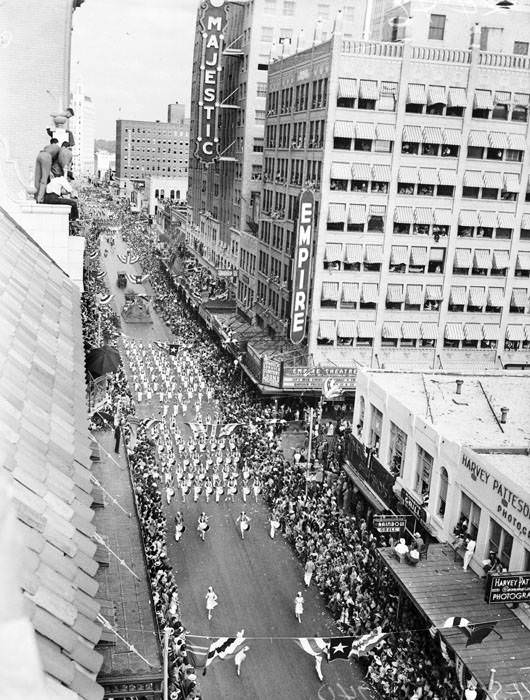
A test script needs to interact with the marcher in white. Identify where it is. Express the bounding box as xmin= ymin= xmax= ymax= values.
xmin=234 ymin=645 xmax=250 ymax=677
xmin=197 ymin=512 xmax=209 ymax=542
xmin=174 ymin=512 xmax=185 ymax=542
xmin=236 ymin=511 xmax=251 ymax=540
xmin=205 ymin=586 xmax=218 ymax=620
xmin=304 ymin=556 xmax=316 ymax=588
xmin=463 ymin=536 xmax=476 ymax=571
xmin=269 ymin=514 xmax=281 ymax=539
xmin=294 ymin=591 xmax=304 ymax=623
